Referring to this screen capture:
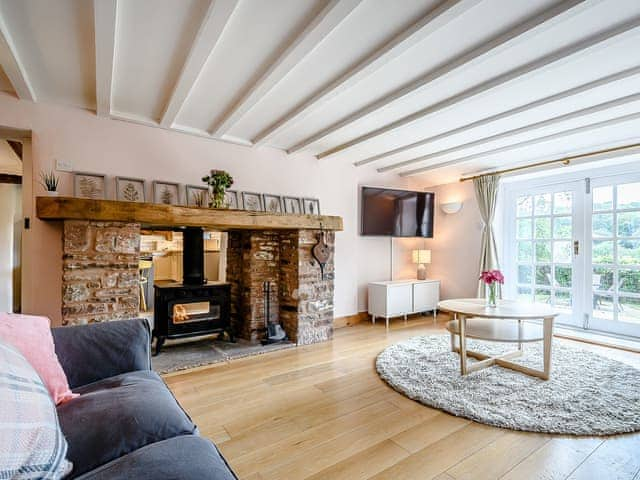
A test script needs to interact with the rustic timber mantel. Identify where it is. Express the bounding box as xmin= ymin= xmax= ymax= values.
xmin=36 ymin=196 xmax=343 ymax=231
